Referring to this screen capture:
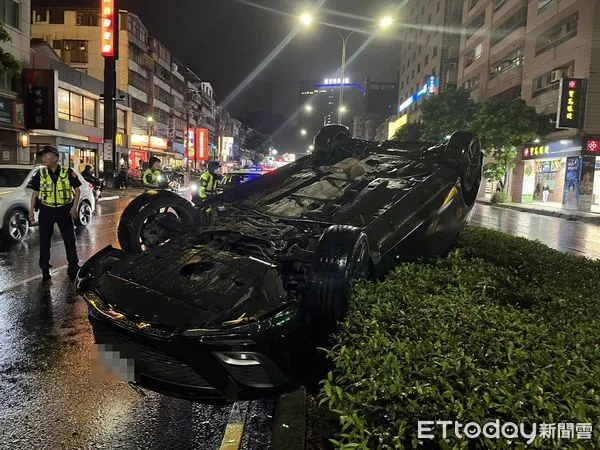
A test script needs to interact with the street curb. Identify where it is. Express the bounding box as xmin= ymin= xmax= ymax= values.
xmin=477 ymin=200 xmax=600 ymax=225
xmin=271 ymin=387 xmax=306 ymax=450
xmin=220 ymin=401 xmax=250 ymax=450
